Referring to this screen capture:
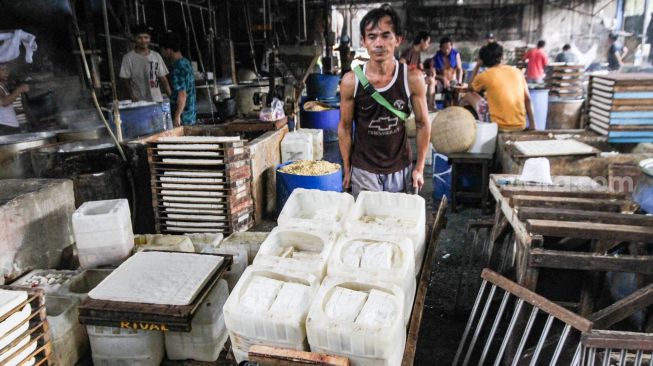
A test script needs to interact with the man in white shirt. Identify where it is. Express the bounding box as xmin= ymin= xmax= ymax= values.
xmin=119 ymin=25 xmax=171 ymax=102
